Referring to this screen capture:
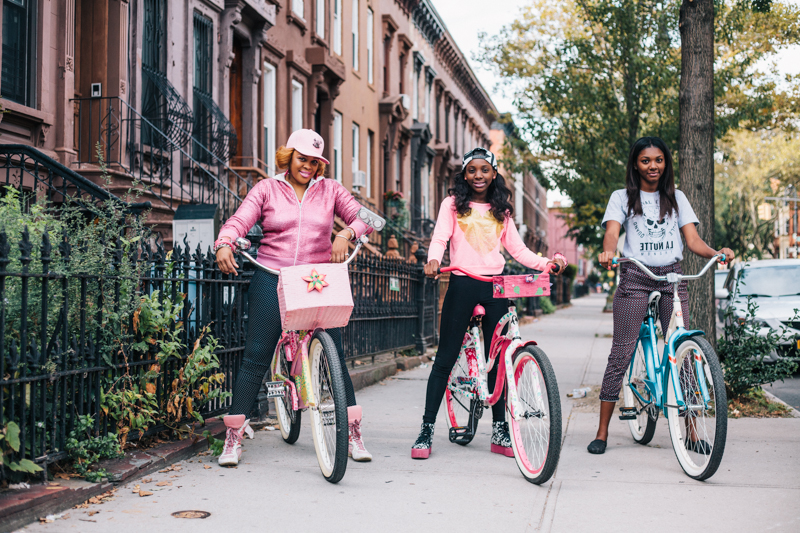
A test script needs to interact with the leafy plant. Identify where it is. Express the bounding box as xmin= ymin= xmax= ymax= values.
xmin=102 ymin=384 xmax=159 ymax=447
xmin=65 ymin=415 xmax=122 ymax=482
xmin=1 ymin=421 xmax=43 ymax=480
xmin=202 ymin=430 xmax=225 ymax=456
xmin=540 ymin=296 xmax=556 ymax=315
xmin=719 ymin=276 xmax=799 ymax=399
